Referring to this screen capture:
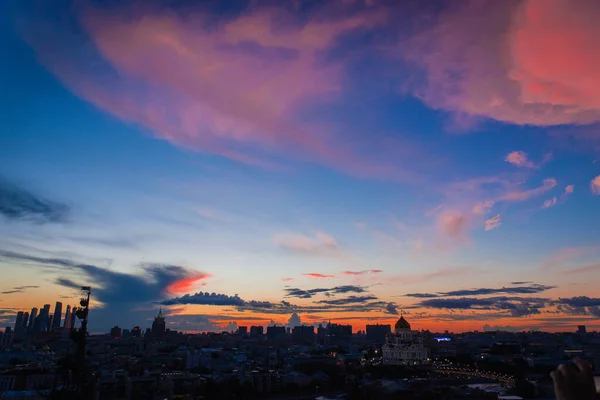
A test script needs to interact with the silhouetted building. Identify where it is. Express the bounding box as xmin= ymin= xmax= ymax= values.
xmin=366 ymin=324 xmax=391 ymax=344
xmin=63 ymin=305 xmax=72 ymax=329
xmin=151 ymin=309 xmax=166 ymax=339
xmin=250 ymin=326 xmax=264 ymax=336
xmin=131 ymin=326 xmax=142 ymax=338
xmin=40 ymin=304 xmax=51 ymax=332
xmin=21 ymin=312 xmax=29 ymax=329
xmin=238 ymin=326 xmax=248 ymax=335
xmin=292 ymin=325 xmax=315 ymax=344
xmin=1 ymin=327 xmax=13 ymax=347
xmin=317 ymin=324 xmax=327 ymax=337
xmin=27 ymin=308 xmax=38 ymax=332
xmin=327 ymin=323 xmax=352 ymax=341
xmin=14 ymin=312 xmax=24 ymax=332
xmin=111 ymin=326 xmax=122 ymax=339
xmin=70 ymin=307 xmax=77 ymax=329
xmin=52 ymin=301 xmax=62 ymax=331
xmin=578 ymin=325 xmax=587 ymax=334
xmin=266 ymin=325 xmax=286 ymax=339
